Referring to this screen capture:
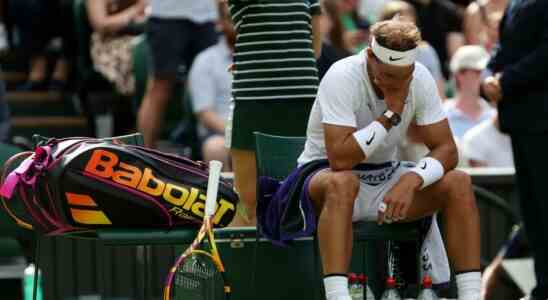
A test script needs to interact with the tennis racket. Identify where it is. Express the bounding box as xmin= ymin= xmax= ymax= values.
xmin=163 ymin=160 xmax=230 ymax=300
